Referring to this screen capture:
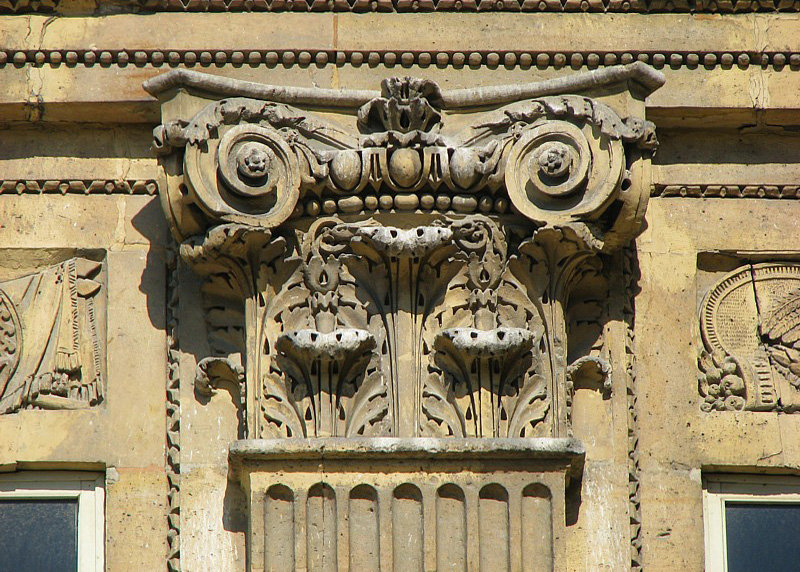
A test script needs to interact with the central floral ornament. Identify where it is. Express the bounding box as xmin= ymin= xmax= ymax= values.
xmin=147 ymin=64 xmax=662 ymax=440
